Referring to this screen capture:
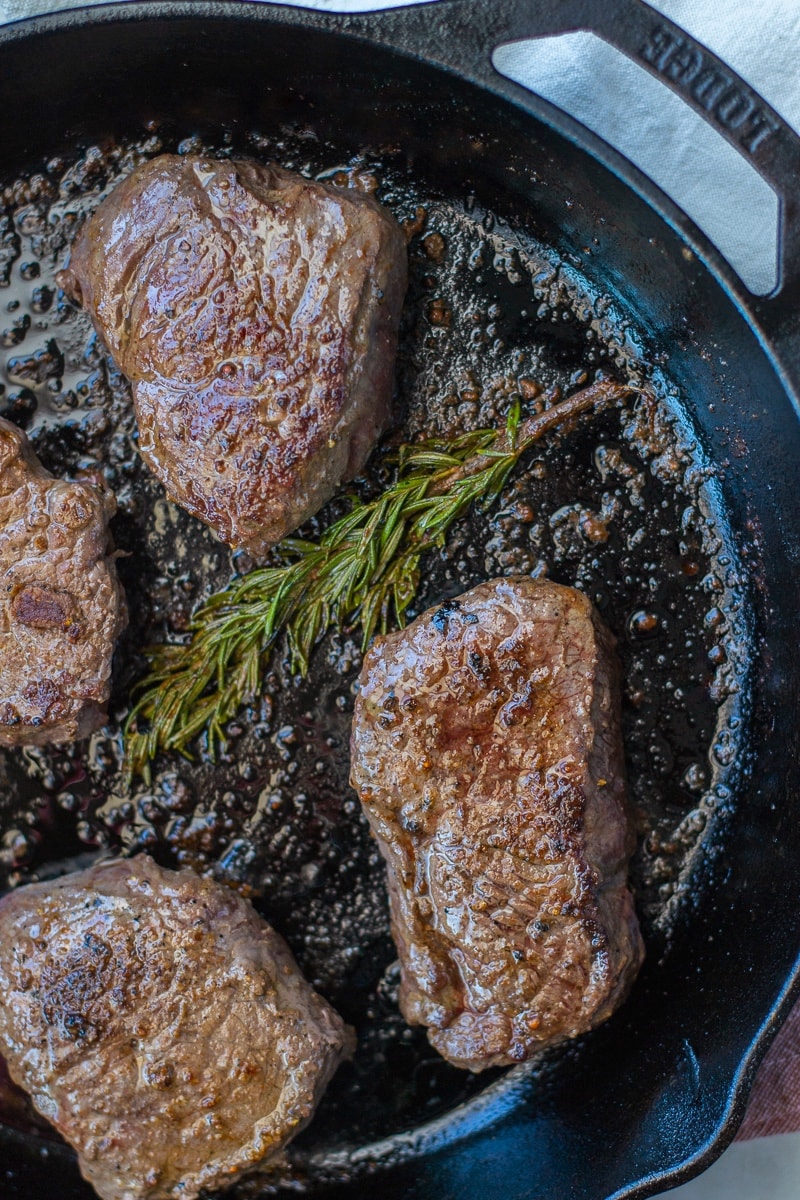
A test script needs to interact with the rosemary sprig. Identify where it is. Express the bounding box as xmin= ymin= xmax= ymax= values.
xmin=123 ymin=380 xmax=637 ymax=780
